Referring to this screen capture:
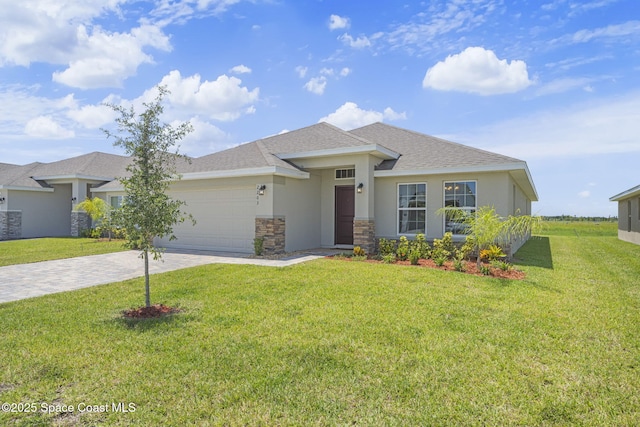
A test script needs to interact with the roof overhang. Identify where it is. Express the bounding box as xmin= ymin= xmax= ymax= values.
xmin=32 ymin=174 xmax=115 ymax=182
xmin=375 ymin=162 xmax=539 ymax=201
xmin=0 ymin=185 xmax=54 ymax=193
xmin=90 ymin=166 xmax=310 ymax=193
xmin=180 ymin=166 xmax=310 ymax=181
xmin=277 ymin=144 xmax=400 ymax=161
xmin=610 ymin=184 xmax=640 ymax=202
